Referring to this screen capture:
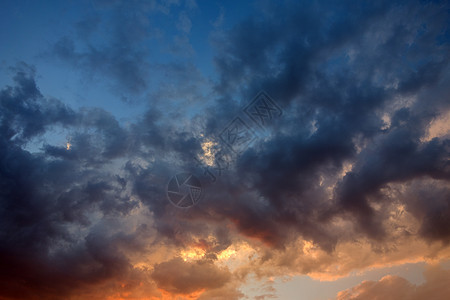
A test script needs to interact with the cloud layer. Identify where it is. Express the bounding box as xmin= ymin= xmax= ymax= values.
xmin=337 ymin=265 xmax=450 ymax=300
xmin=0 ymin=0 xmax=449 ymax=299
